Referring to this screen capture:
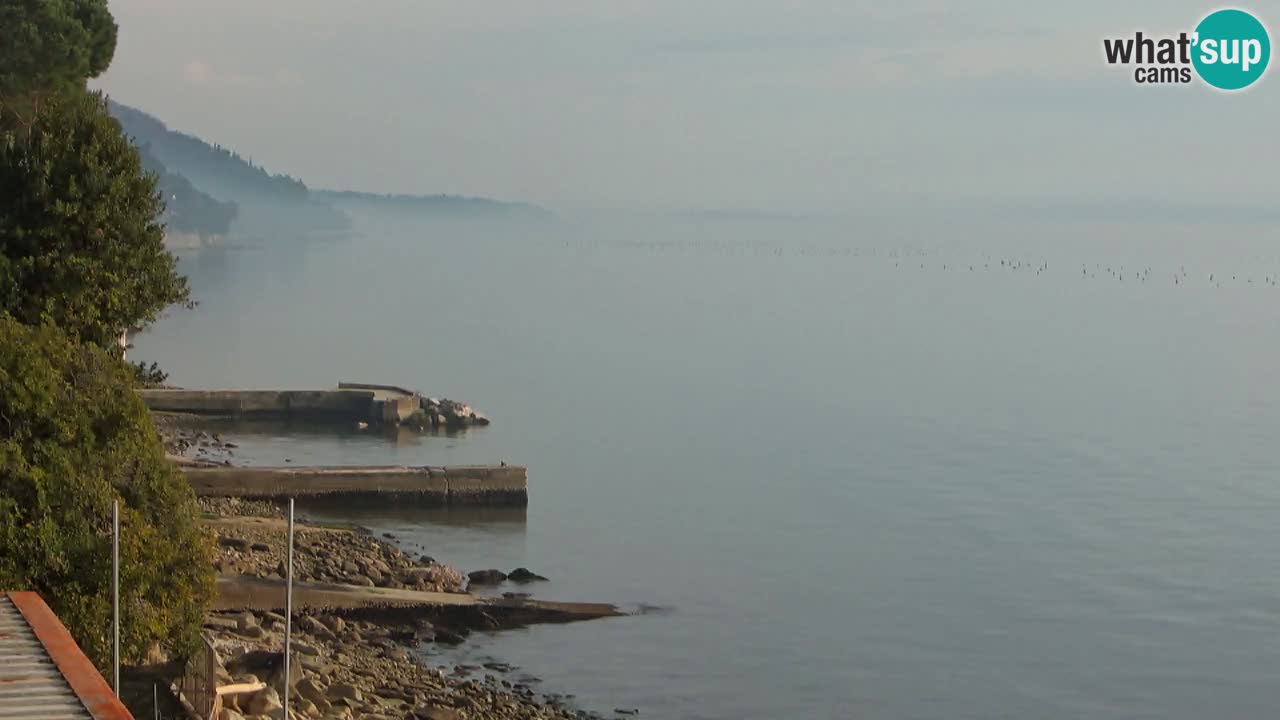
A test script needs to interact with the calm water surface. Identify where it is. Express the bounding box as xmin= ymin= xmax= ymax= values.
xmin=136 ymin=213 xmax=1280 ymax=719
